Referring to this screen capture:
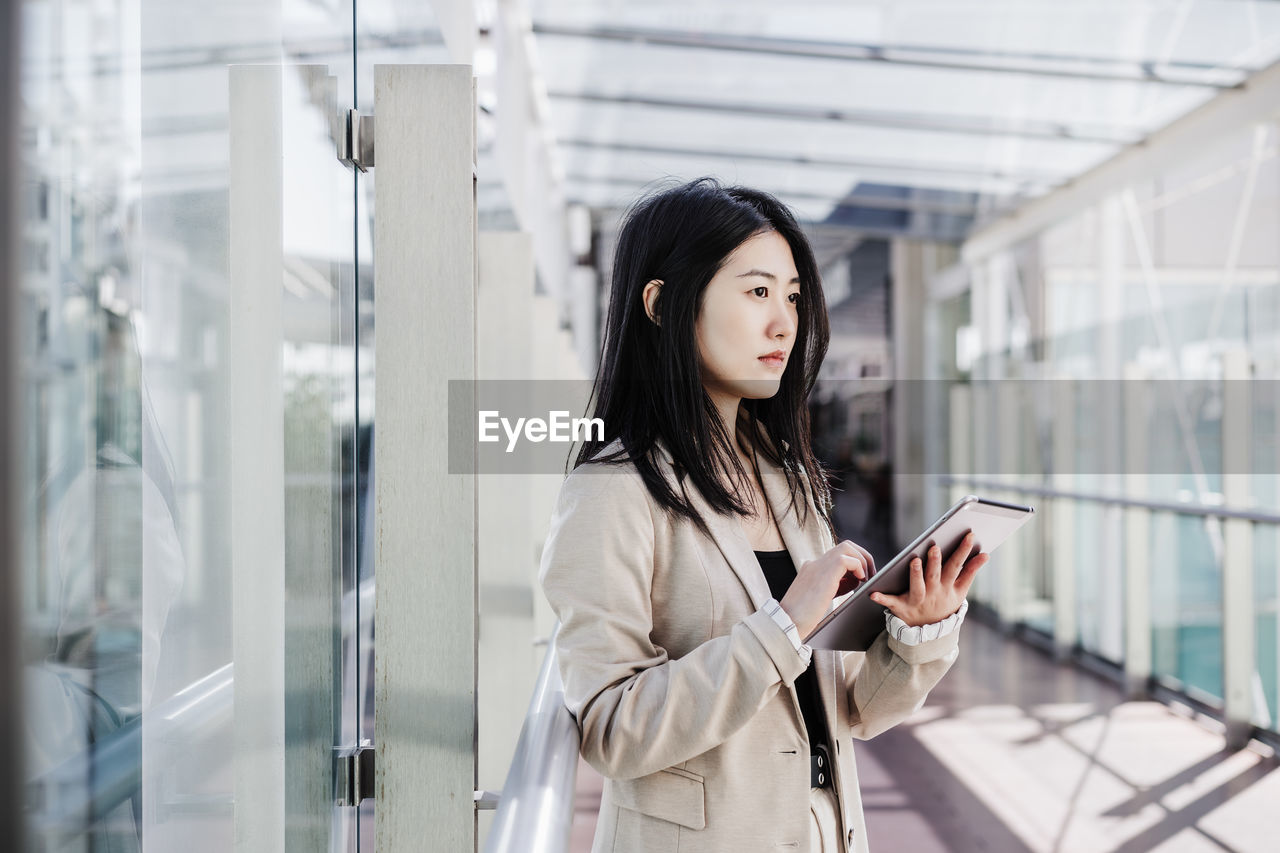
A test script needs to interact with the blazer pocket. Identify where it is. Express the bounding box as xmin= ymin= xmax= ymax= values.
xmin=612 ymin=766 xmax=706 ymax=831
